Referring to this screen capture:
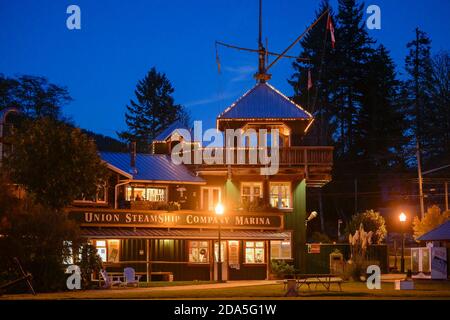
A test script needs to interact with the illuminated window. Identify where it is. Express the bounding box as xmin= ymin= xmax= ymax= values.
xmin=241 ymin=182 xmax=262 ymax=203
xmin=270 ymin=241 xmax=292 ymax=259
xmin=126 ymin=186 xmax=166 ymax=202
xmin=245 ymin=241 xmax=265 ymax=264
xmin=188 ymin=241 xmax=209 ymax=263
xmin=94 ymin=239 xmax=120 ymax=263
xmin=270 ymin=182 xmax=291 ymax=209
